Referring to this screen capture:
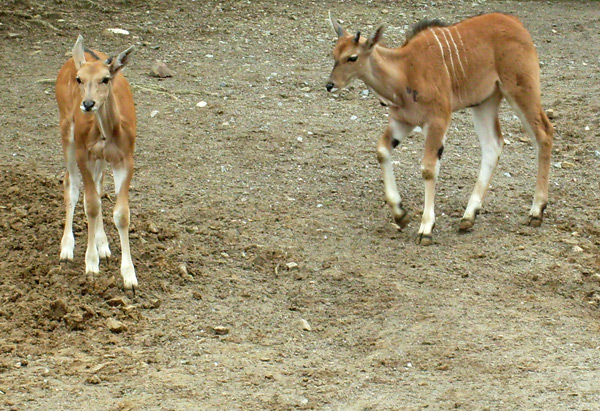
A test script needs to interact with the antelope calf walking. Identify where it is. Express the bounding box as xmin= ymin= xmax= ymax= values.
xmin=56 ymin=36 xmax=138 ymax=289
xmin=326 ymin=13 xmax=553 ymax=245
